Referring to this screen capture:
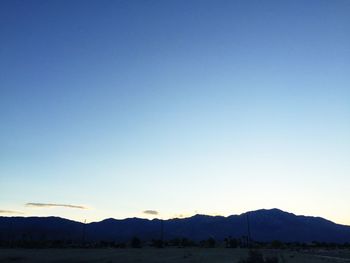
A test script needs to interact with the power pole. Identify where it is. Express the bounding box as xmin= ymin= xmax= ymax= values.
xmin=160 ymin=218 xmax=164 ymax=247
xmin=82 ymin=219 xmax=86 ymax=246
xmin=246 ymin=212 xmax=251 ymax=248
